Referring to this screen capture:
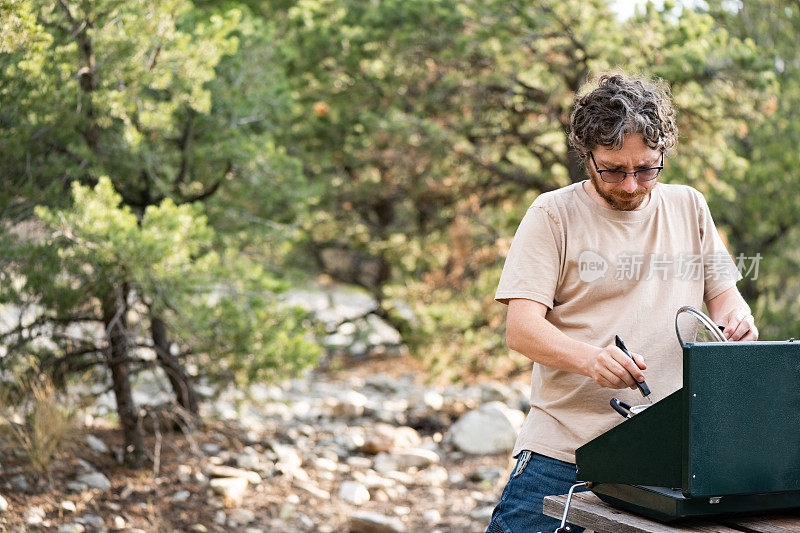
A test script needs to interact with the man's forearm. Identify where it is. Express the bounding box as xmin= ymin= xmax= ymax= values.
xmin=705 ymin=286 xmax=758 ymax=341
xmin=505 ymin=299 xmax=647 ymax=389
xmin=506 ymin=302 xmax=597 ymax=376
xmin=706 ymin=286 xmax=750 ymax=324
